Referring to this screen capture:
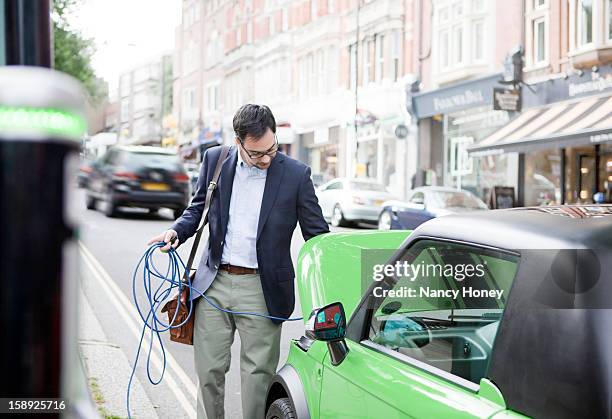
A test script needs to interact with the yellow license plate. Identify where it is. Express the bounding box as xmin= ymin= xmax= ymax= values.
xmin=141 ymin=182 xmax=170 ymax=191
